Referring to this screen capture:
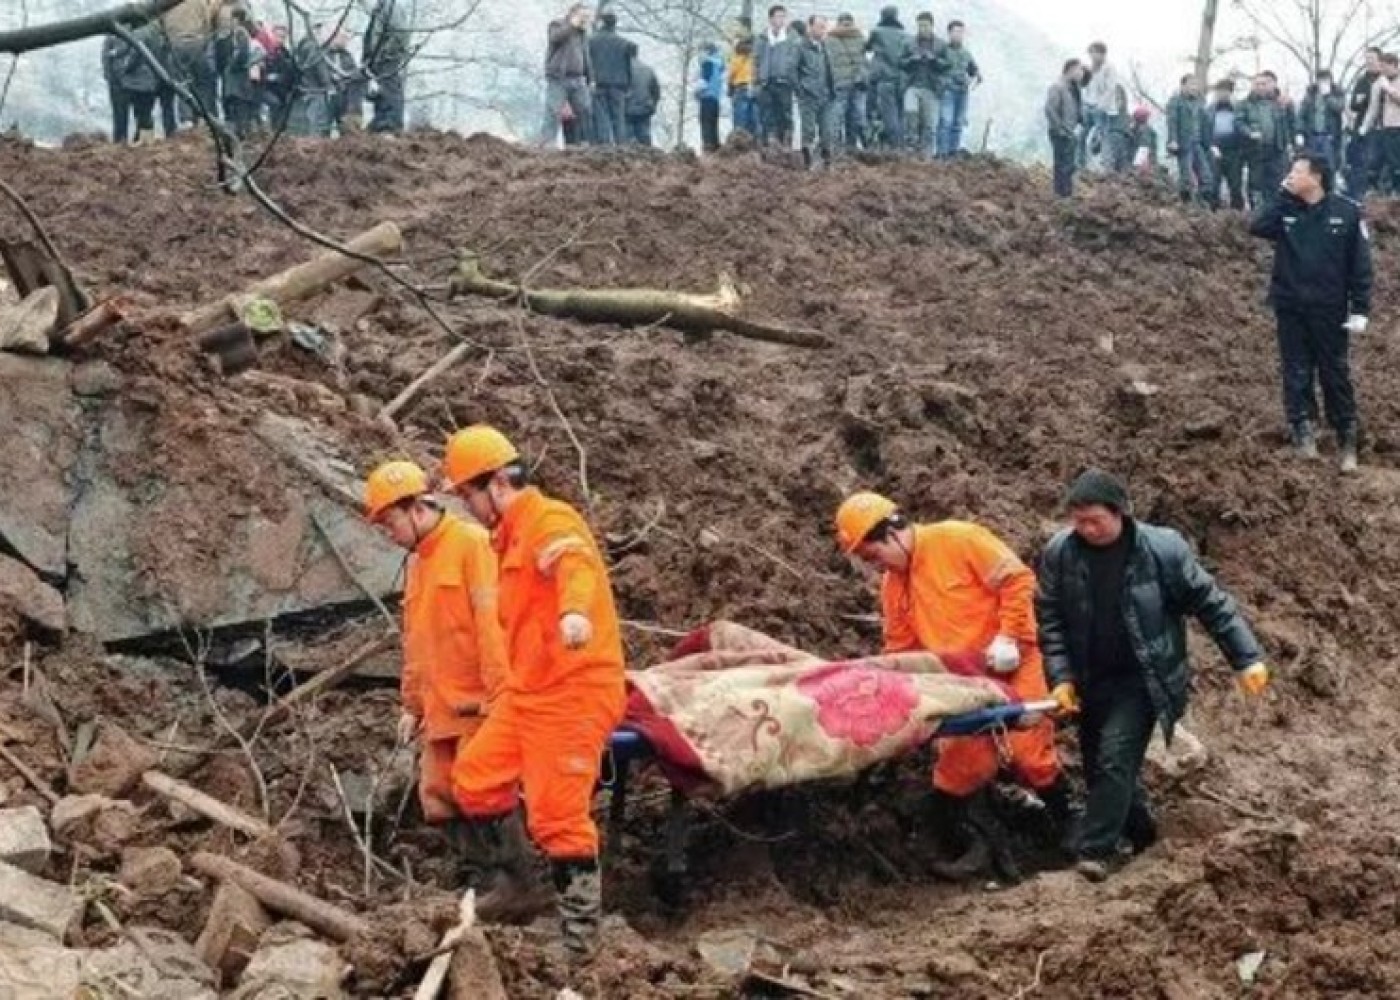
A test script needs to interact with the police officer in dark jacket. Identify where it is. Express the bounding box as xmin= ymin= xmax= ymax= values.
xmin=1249 ymin=152 xmax=1374 ymax=471
xmin=1037 ymin=470 xmax=1269 ymax=883
xmin=588 ymin=13 xmax=636 ymax=145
